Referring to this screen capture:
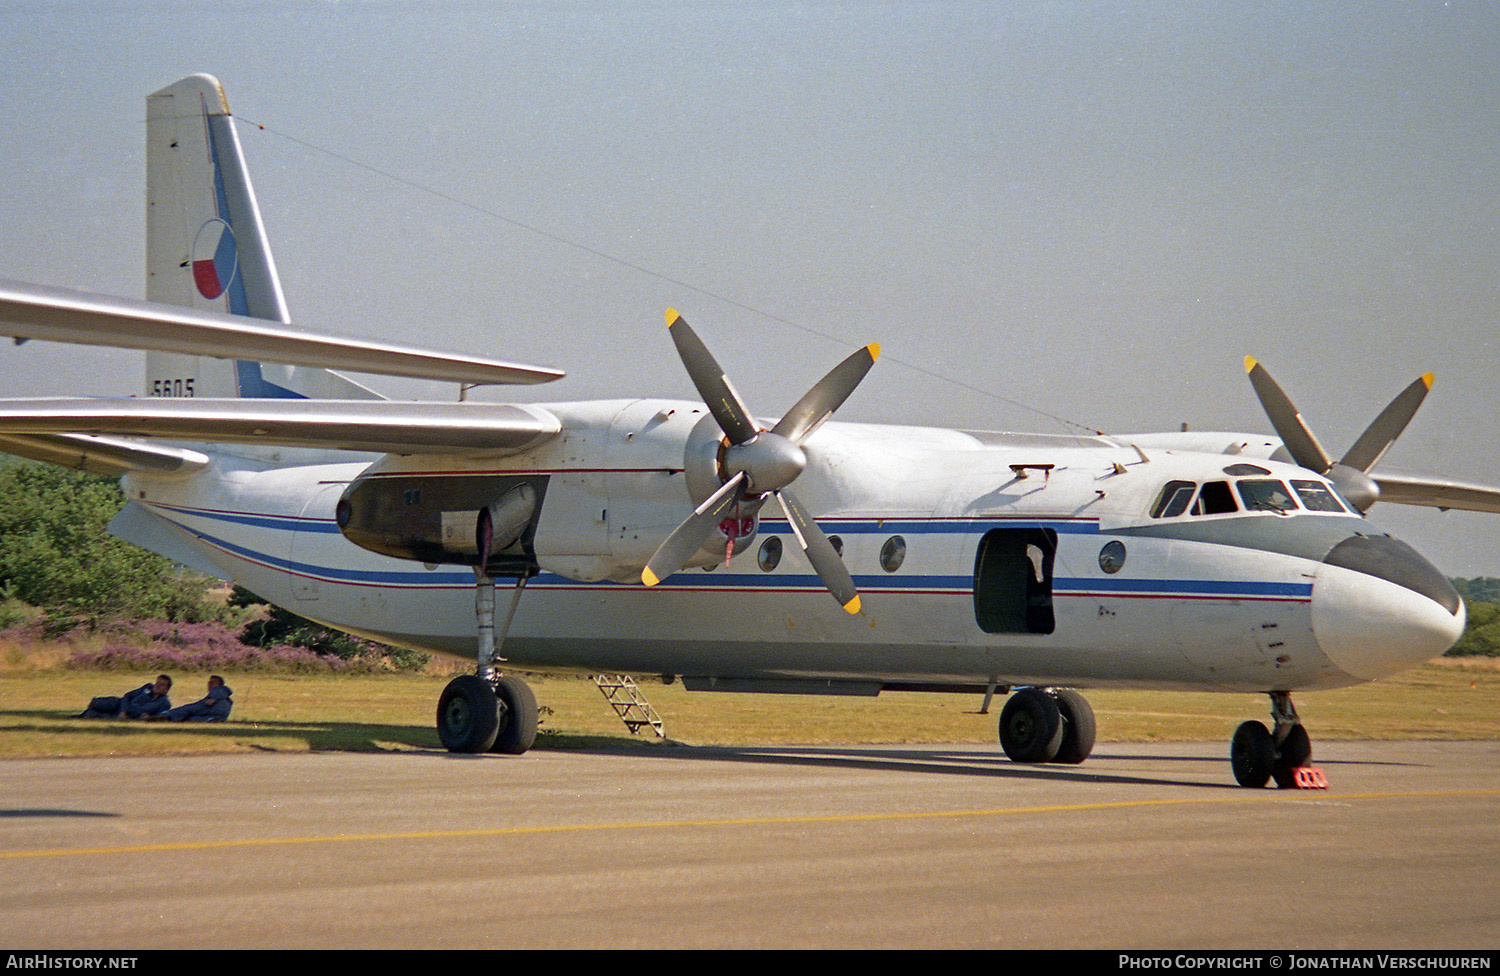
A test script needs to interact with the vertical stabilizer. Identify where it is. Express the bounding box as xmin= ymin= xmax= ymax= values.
xmin=145 ymin=74 xmax=380 ymax=400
